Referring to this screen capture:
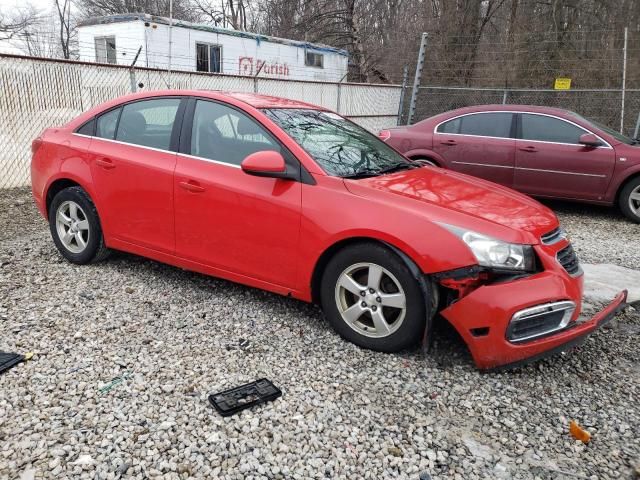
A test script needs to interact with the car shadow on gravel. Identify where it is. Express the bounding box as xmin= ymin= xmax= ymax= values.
xmin=97 ymin=249 xmax=481 ymax=370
